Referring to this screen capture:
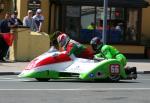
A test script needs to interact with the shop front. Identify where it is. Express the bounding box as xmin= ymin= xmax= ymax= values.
xmin=50 ymin=0 xmax=148 ymax=43
xmin=49 ymin=0 xmax=149 ymax=58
